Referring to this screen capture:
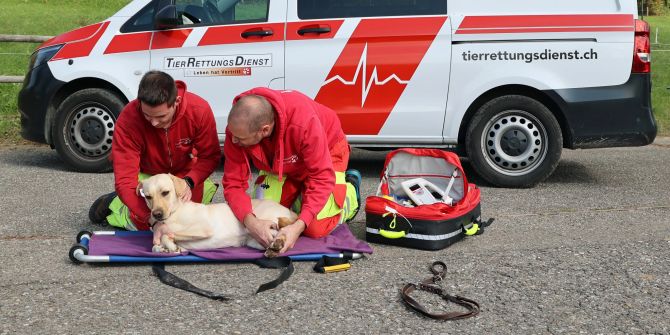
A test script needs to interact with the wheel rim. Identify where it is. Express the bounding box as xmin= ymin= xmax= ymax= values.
xmin=480 ymin=110 xmax=548 ymax=177
xmin=66 ymin=103 xmax=115 ymax=159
